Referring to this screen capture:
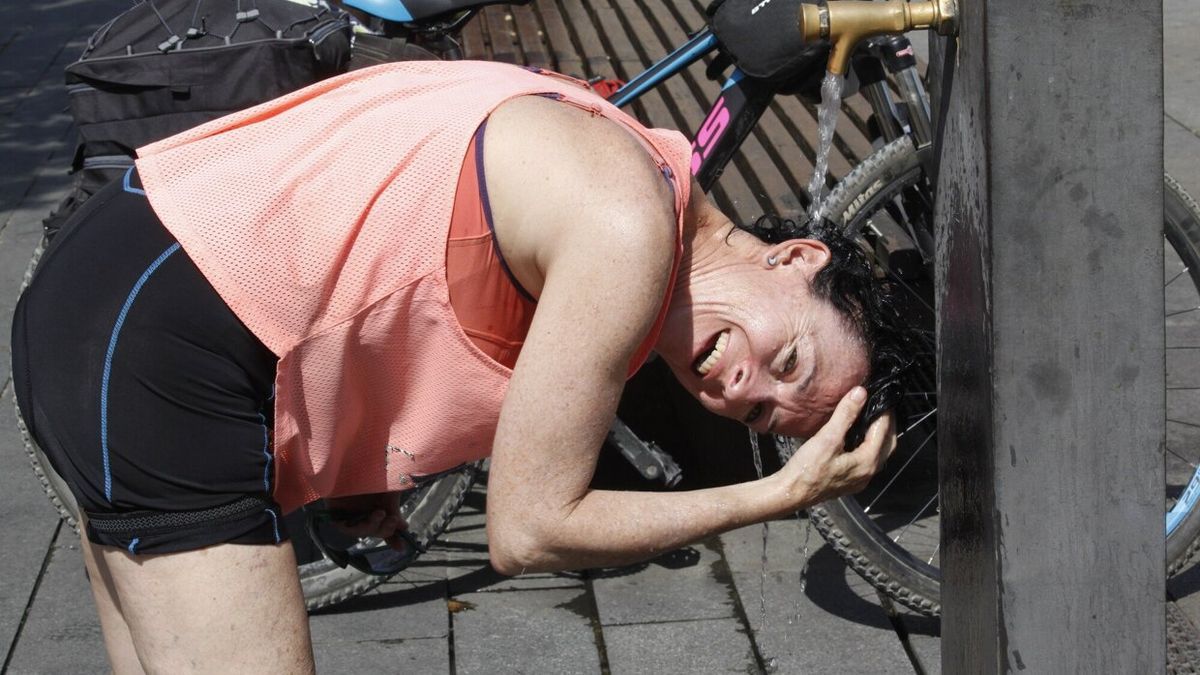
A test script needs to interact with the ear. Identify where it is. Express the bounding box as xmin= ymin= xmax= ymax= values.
xmin=763 ymin=239 xmax=831 ymax=279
